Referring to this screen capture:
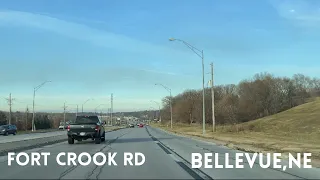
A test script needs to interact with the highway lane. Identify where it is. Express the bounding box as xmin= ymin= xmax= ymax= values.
xmin=0 ymin=131 xmax=65 ymax=143
xmin=0 ymin=126 xmax=319 ymax=179
xmin=147 ymin=127 xmax=320 ymax=179
xmin=0 ymin=127 xmax=195 ymax=179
